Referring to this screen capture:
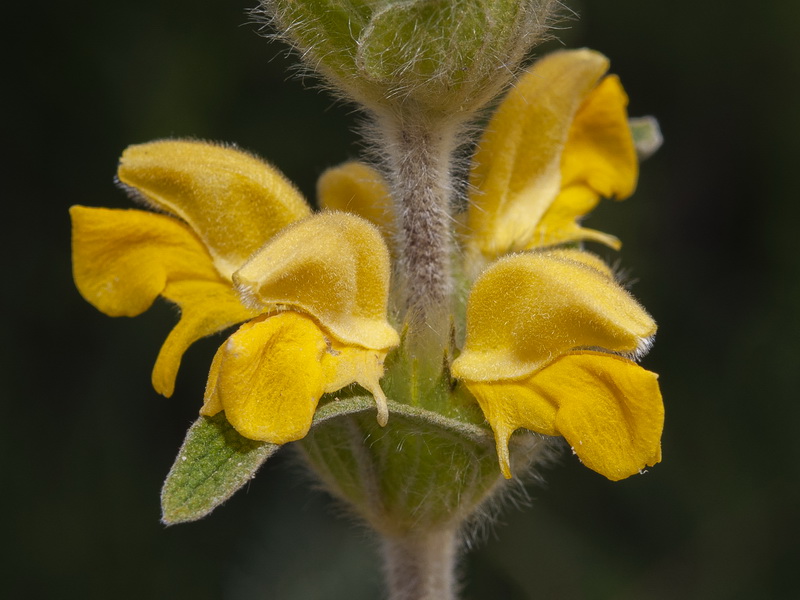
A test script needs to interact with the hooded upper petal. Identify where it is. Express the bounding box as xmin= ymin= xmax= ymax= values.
xmin=73 ymin=140 xmax=326 ymax=398
xmin=117 ymin=139 xmax=312 ymax=278
xmin=234 ymin=211 xmax=399 ymax=351
xmin=464 ymin=49 xmax=638 ymax=258
xmin=450 ymin=249 xmax=656 ymax=382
